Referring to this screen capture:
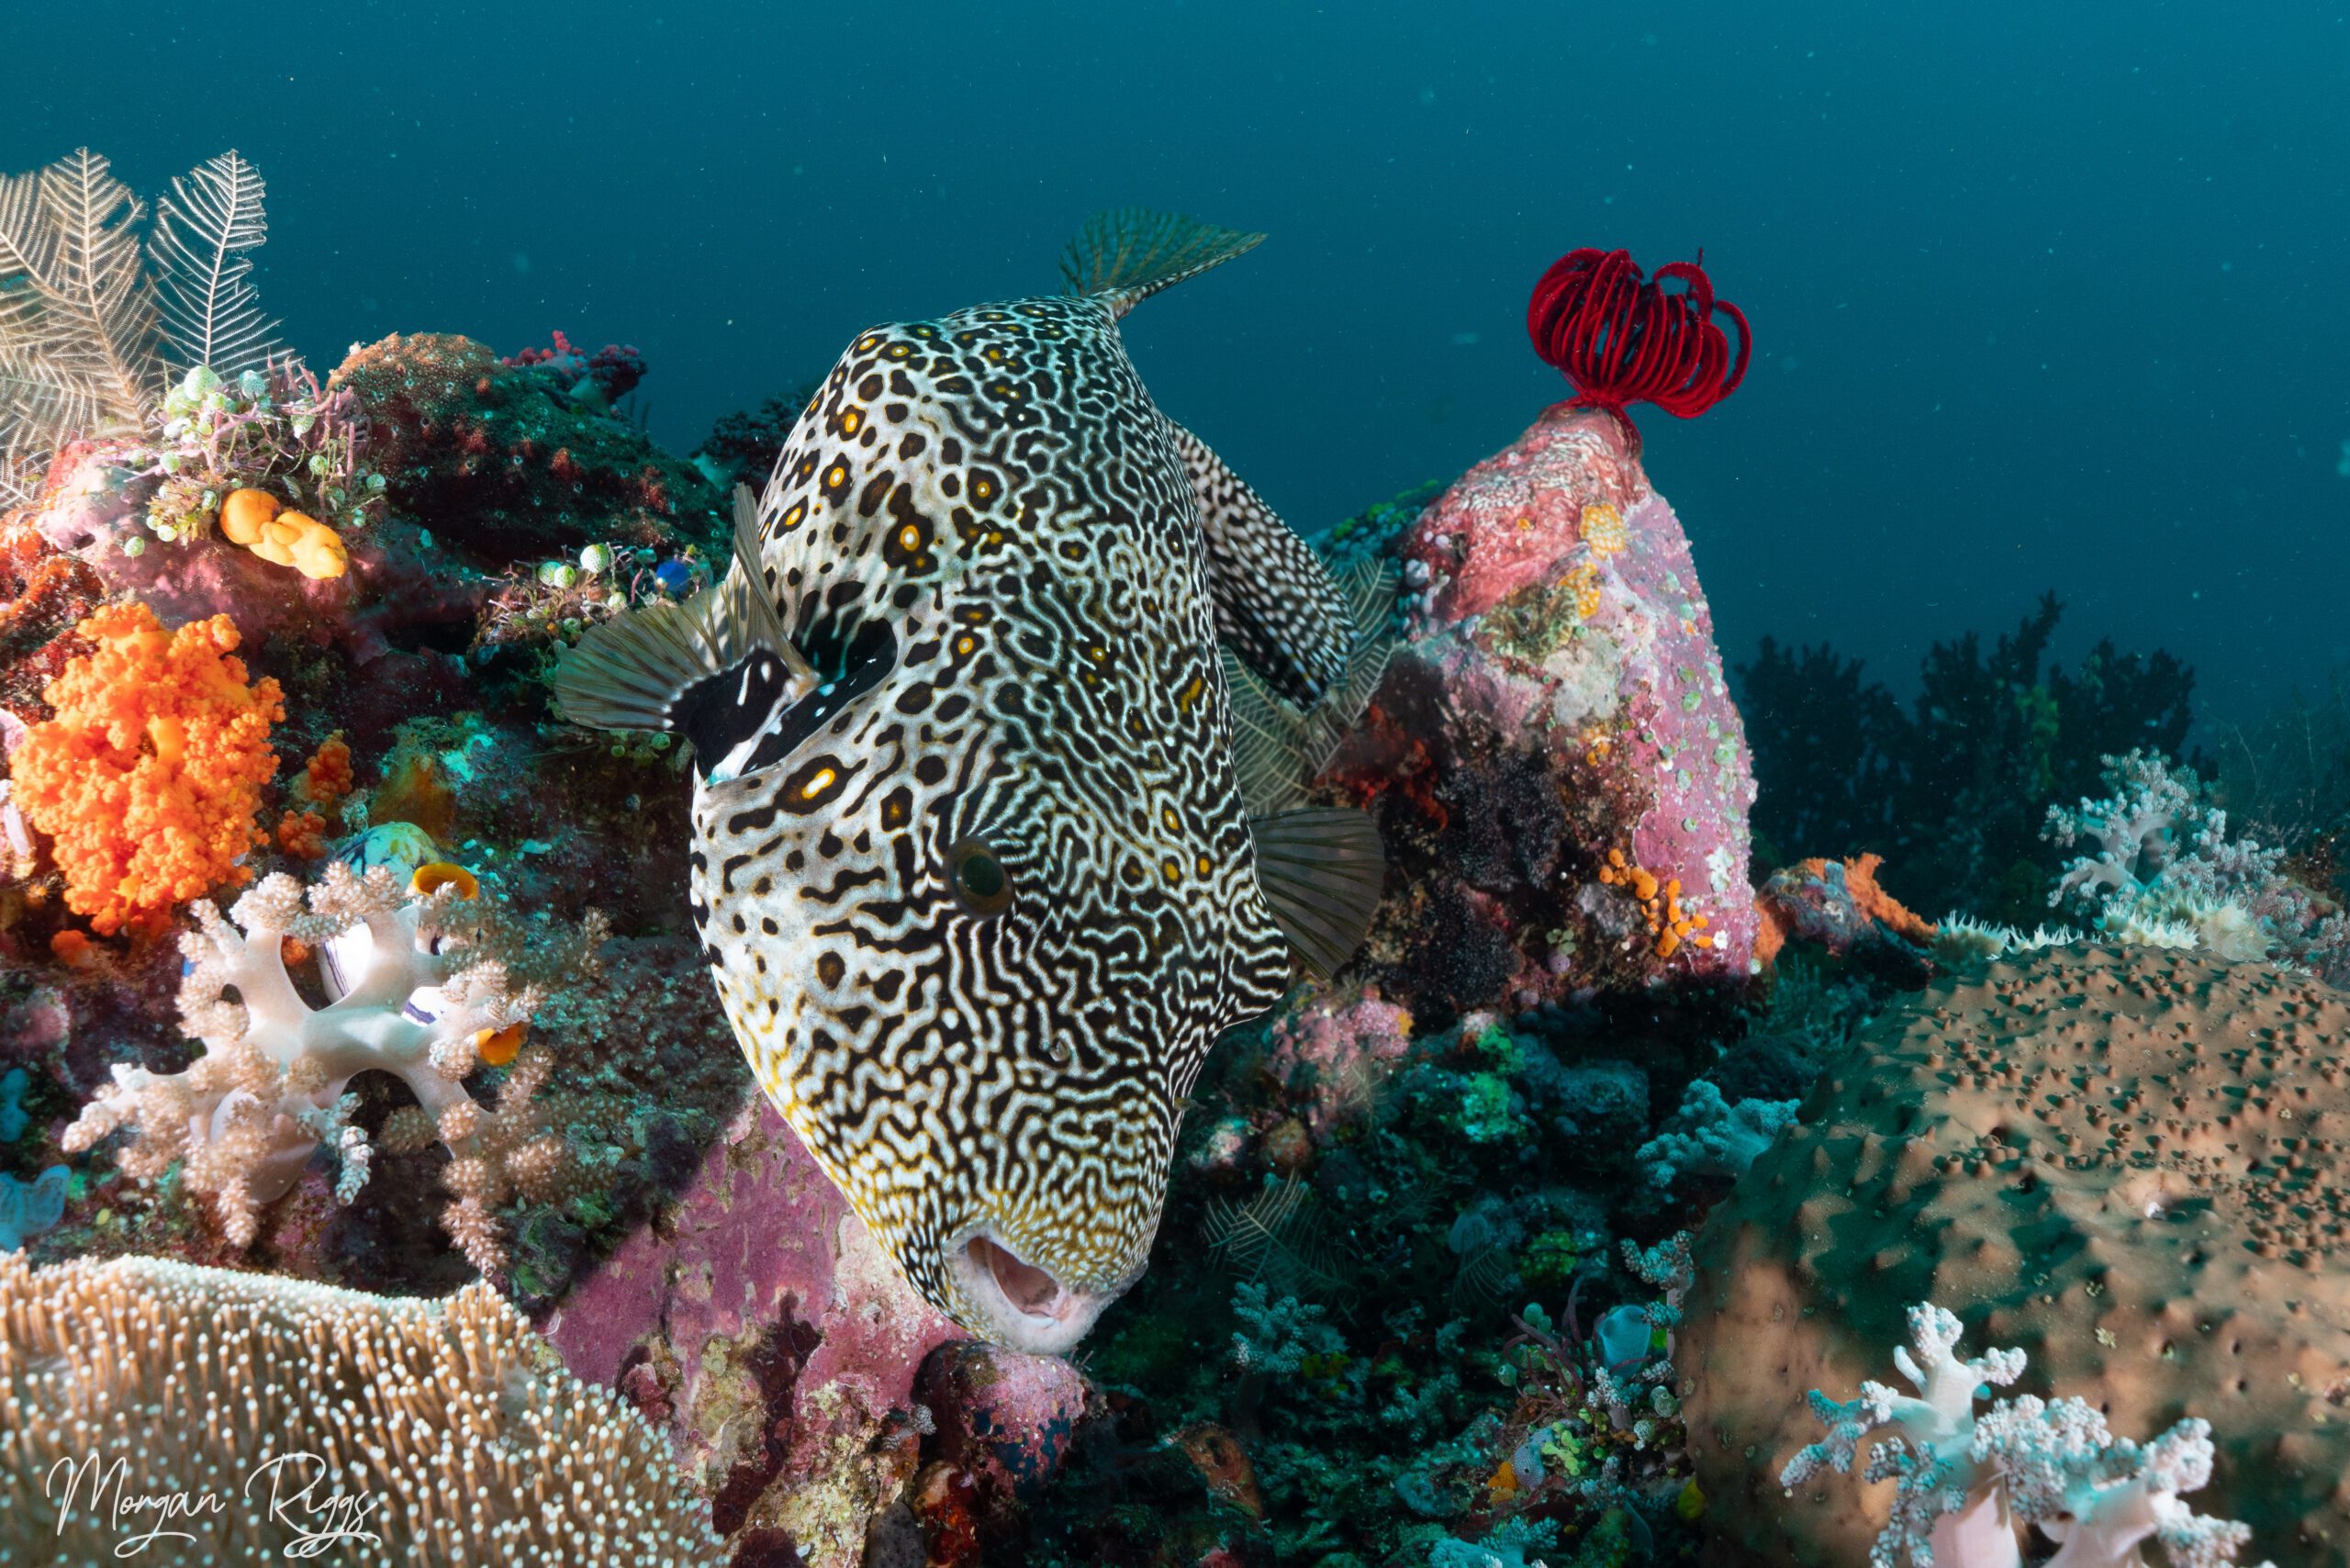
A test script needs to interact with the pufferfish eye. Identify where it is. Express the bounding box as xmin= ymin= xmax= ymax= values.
xmin=946 ymin=836 xmax=1013 ymax=916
